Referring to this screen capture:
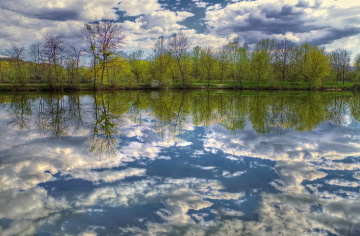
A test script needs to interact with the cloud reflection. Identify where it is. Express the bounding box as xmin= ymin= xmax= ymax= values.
xmin=0 ymin=92 xmax=359 ymax=235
